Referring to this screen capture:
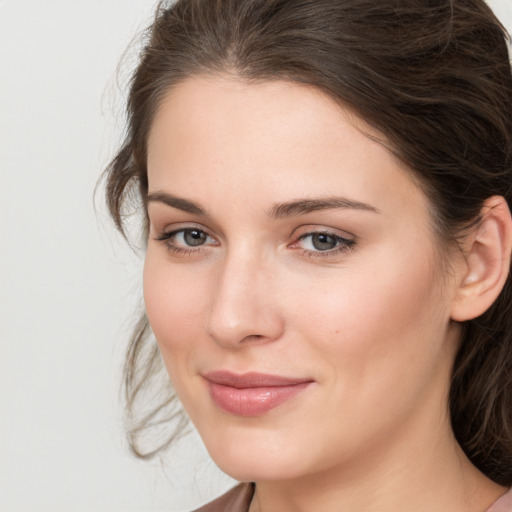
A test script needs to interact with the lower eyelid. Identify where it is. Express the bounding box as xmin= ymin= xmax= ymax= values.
xmin=292 ymin=232 xmax=356 ymax=255
xmin=155 ymin=228 xmax=219 ymax=253
xmin=304 ymin=240 xmax=354 ymax=253
xmin=154 ymin=227 xmax=354 ymax=256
